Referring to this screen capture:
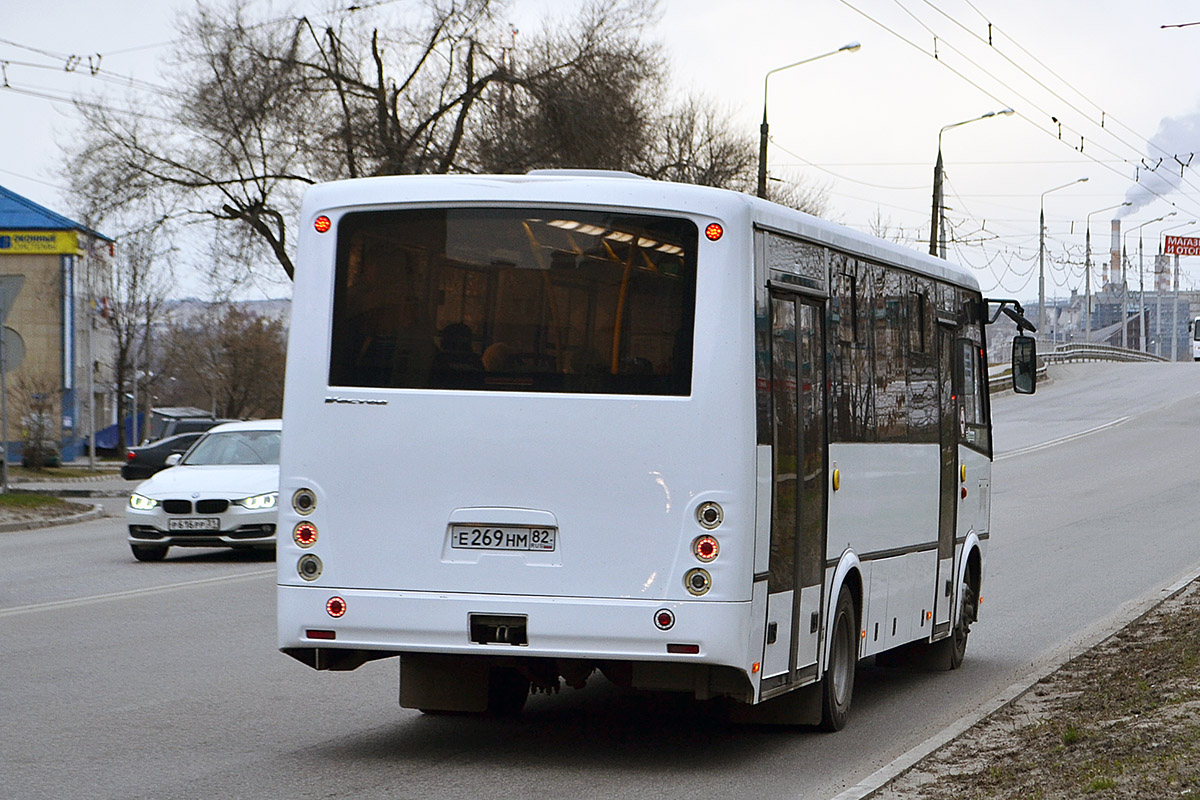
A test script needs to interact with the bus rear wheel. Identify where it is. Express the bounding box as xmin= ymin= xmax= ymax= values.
xmin=819 ymin=587 xmax=857 ymax=731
